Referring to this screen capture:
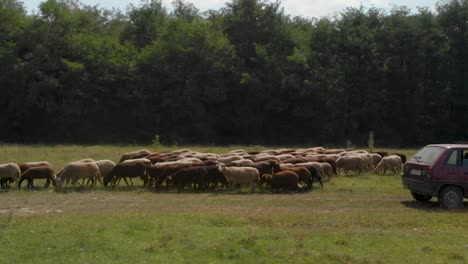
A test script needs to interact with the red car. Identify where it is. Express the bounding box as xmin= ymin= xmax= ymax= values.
xmin=402 ymin=144 xmax=468 ymax=209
